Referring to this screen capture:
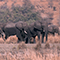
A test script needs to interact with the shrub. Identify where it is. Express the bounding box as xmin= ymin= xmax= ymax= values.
xmin=6 ymin=35 xmax=18 ymax=44
xmin=35 ymin=42 xmax=41 ymax=50
xmin=17 ymin=42 xmax=27 ymax=50
xmin=54 ymin=40 xmax=58 ymax=43
xmin=12 ymin=46 xmax=16 ymax=49
xmin=45 ymin=43 xmax=50 ymax=49
xmin=0 ymin=0 xmax=42 ymax=23
xmin=57 ymin=46 xmax=60 ymax=50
